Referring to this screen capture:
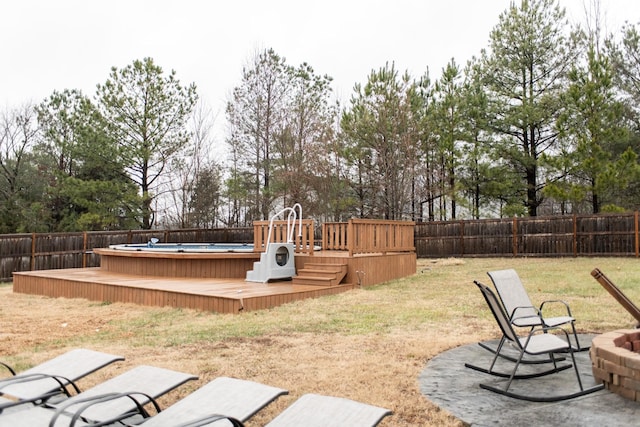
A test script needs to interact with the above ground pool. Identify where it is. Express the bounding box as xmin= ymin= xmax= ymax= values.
xmin=109 ymin=243 xmax=255 ymax=253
